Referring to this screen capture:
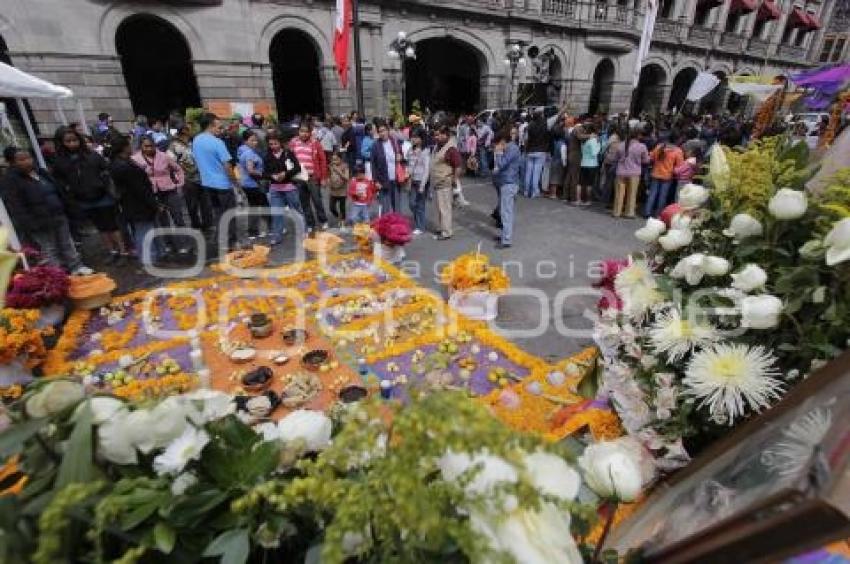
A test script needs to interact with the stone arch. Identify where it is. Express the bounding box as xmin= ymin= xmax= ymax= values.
xmin=667 ymin=65 xmax=699 ymax=111
xmin=632 ymin=63 xmax=668 ymax=116
xmin=405 ymin=27 xmax=494 ymax=76
xmin=674 ymin=59 xmax=704 ymax=74
xmin=115 ymin=14 xmax=201 ymax=119
xmin=641 ymin=55 xmax=673 ymax=79
xmin=708 ymin=62 xmax=734 ymax=76
xmin=405 ymin=36 xmax=486 ymax=113
xmin=257 ymin=14 xmax=330 ymax=67
xmin=588 ymin=58 xmax=616 ymax=114
xmin=269 ymin=29 xmax=324 ymax=118
xmin=735 ymin=66 xmax=757 ymax=76
xmin=99 ymin=3 xmax=206 ymax=59
xmin=538 ymin=43 xmax=567 ymax=105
